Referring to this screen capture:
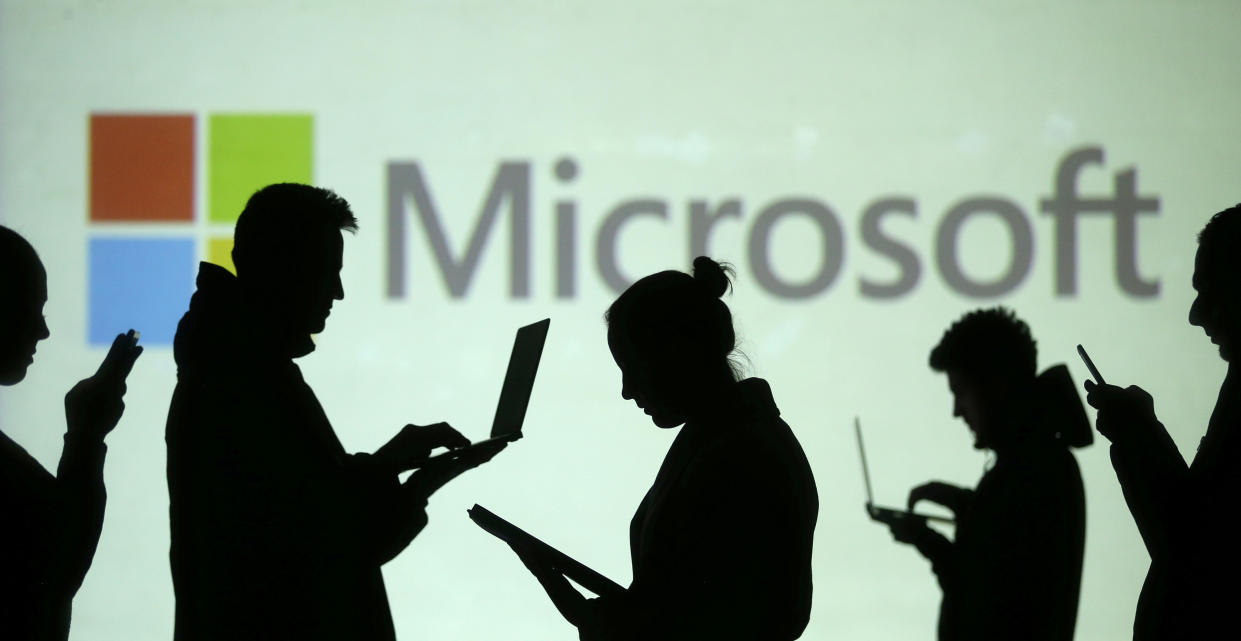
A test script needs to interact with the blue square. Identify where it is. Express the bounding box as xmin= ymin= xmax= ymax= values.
xmin=89 ymin=237 xmax=195 ymax=346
